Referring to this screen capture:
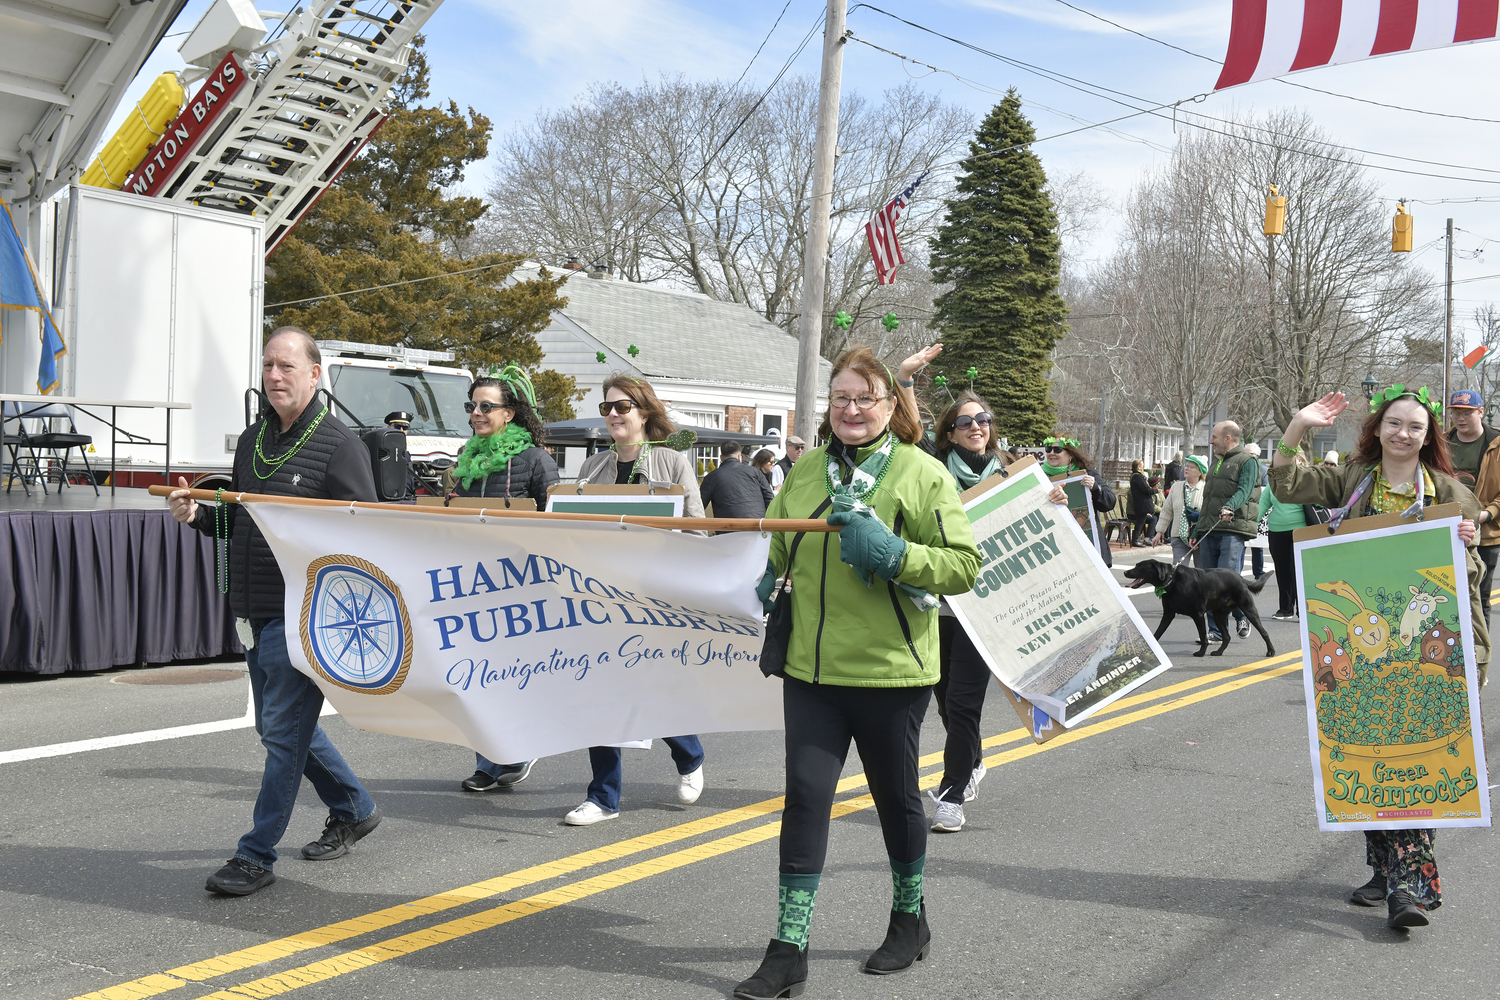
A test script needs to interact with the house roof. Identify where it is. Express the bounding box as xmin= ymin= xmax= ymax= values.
xmin=520 ymin=263 xmax=831 ymax=392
